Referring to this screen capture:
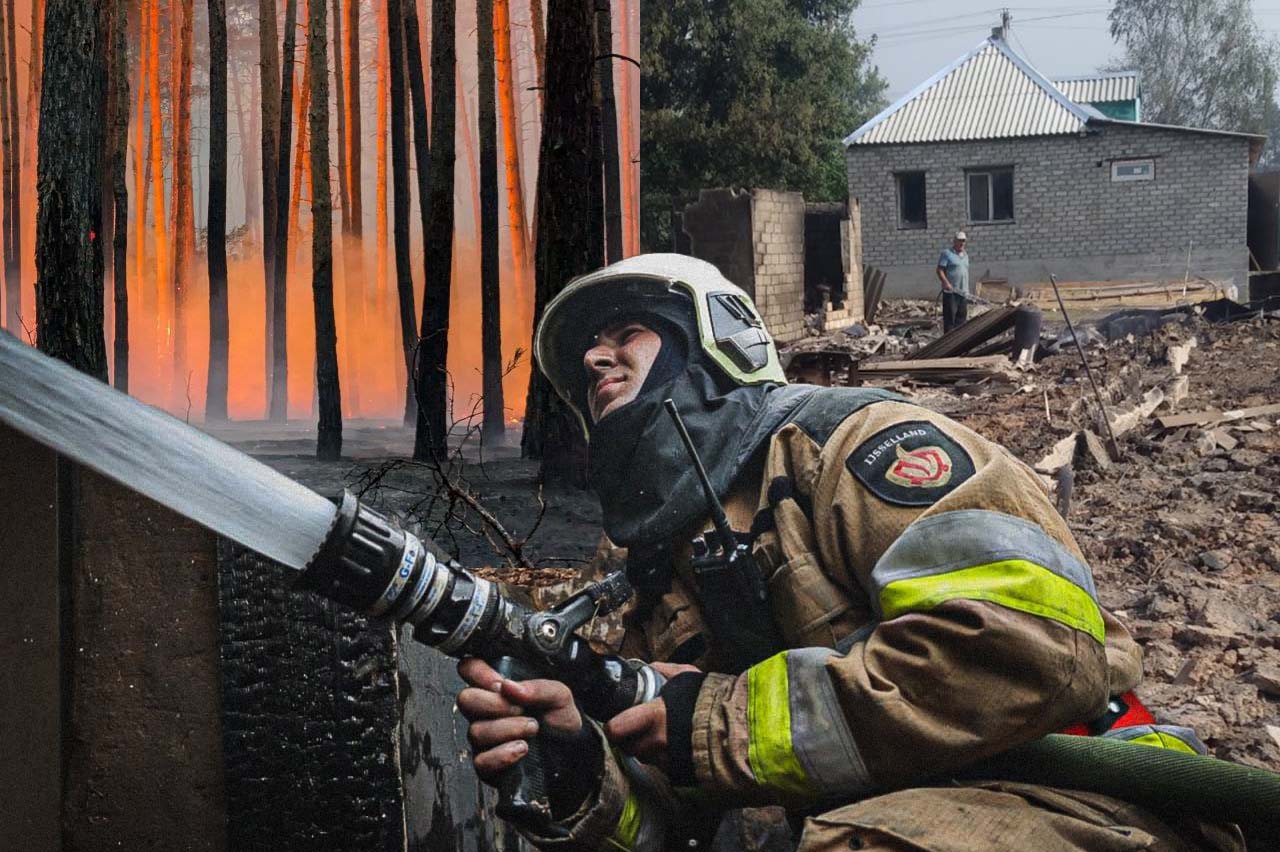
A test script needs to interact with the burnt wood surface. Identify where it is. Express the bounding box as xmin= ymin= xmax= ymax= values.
xmin=218 ymin=542 xmax=403 ymax=850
